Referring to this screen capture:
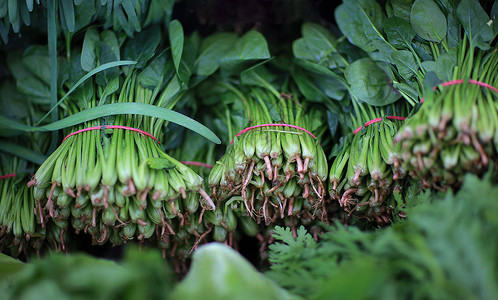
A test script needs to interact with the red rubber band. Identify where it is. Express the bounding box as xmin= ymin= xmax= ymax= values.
xmin=181 ymin=161 xmax=214 ymax=169
xmin=0 ymin=173 xmax=16 ymax=180
xmin=353 ymin=116 xmax=406 ymax=134
xmin=420 ymin=79 xmax=498 ymax=103
xmin=63 ymin=125 xmax=159 ymax=143
xmin=231 ymin=123 xmax=316 ymax=144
